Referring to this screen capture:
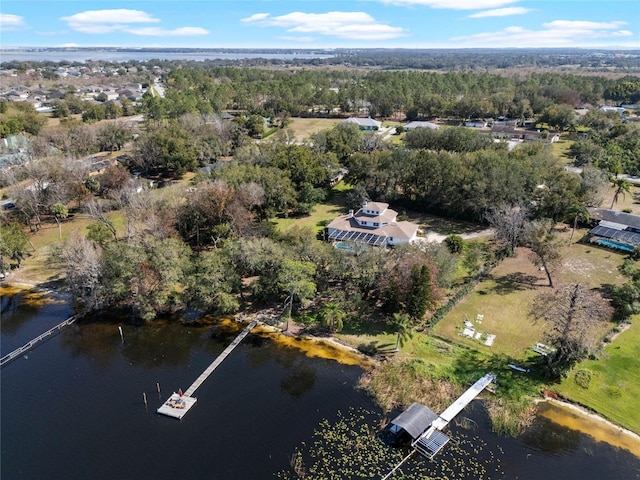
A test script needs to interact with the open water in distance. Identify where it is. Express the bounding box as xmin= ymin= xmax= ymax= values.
xmin=1 ymin=290 xmax=639 ymax=479
xmin=0 ymin=50 xmax=334 ymax=63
